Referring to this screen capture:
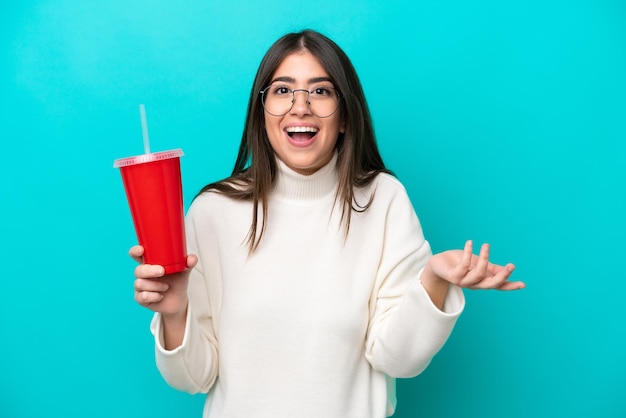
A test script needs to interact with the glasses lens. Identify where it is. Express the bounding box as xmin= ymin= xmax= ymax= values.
xmin=261 ymin=86 xmax=340 ymax=118
xmin=261 ymin=86 xmax=292 ymax=116
xmin=308 ymin=87 xmax=340 ymax=118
